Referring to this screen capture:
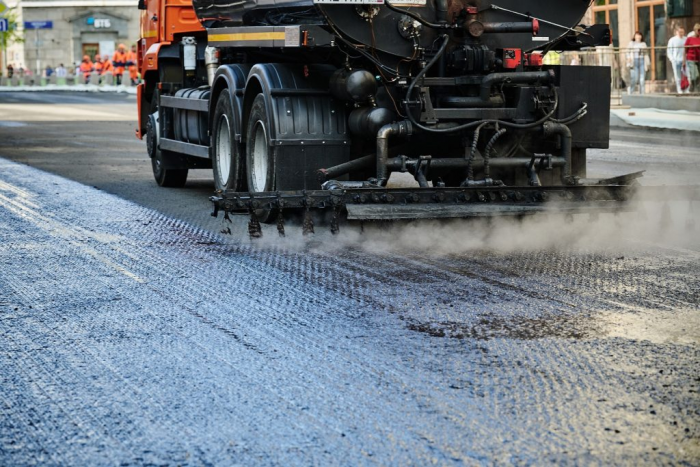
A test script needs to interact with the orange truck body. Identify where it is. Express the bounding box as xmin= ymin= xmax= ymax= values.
xmin=136 ymin=0 xmax=204 ymax=139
